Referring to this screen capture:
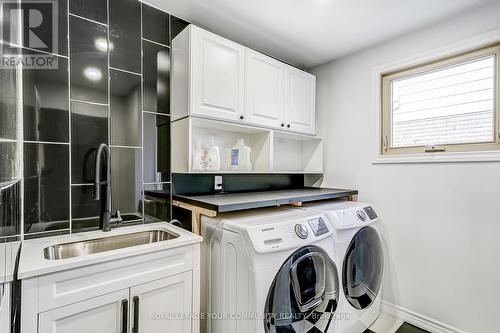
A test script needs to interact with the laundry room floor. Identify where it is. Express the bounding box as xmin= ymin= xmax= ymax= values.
xmin=365 ymin=322 xmax=429 ymax=333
